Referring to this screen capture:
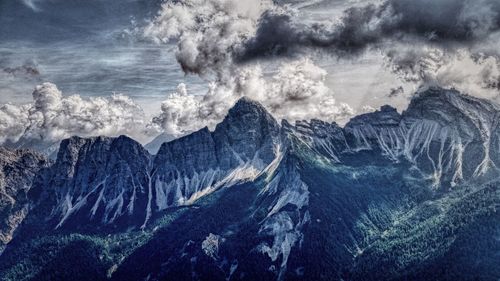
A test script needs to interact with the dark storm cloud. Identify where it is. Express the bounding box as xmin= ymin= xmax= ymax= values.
xmin=238 ymin=0 xmax=500 ymax=61
xmin=237 ymin=5 xmax=382 ymax=61
xmin=388 ymin=0 xmax=500 ymax=42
